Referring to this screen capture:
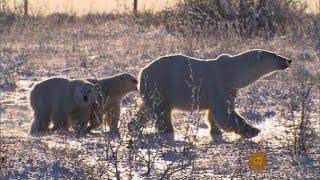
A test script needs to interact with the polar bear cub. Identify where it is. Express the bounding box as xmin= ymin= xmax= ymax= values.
xmin=86 ymin=73 xmax=138 ymax=133
xmin=134 ymin=49 xmax=291 ymax=139
xmin=29 ymin=77 xmax=97 ymax=135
